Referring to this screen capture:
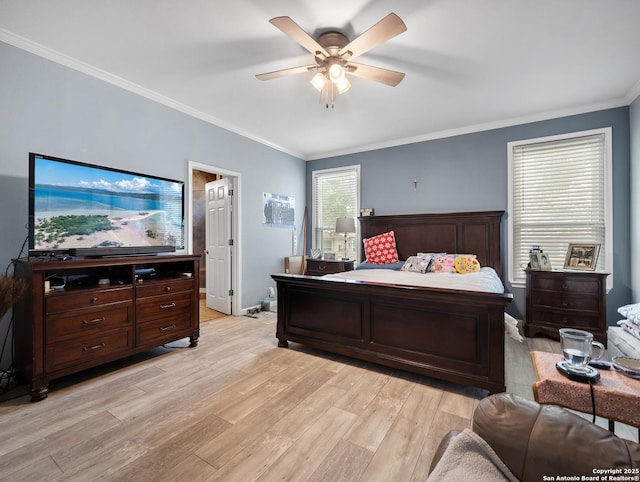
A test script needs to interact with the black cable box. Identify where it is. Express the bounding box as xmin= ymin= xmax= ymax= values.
xmin=135 ymin=268 xmax=157 ymax=279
